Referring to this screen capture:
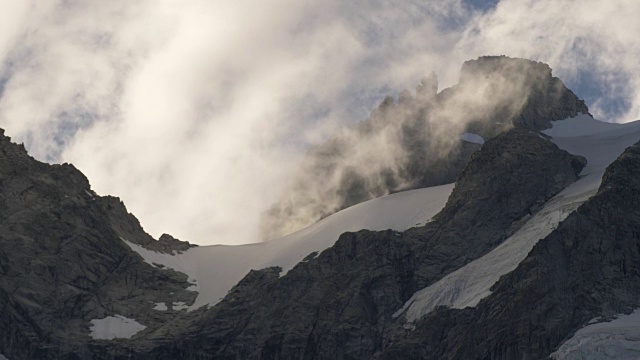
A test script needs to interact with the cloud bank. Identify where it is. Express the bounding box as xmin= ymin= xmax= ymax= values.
xmin=0 ymin=0 xmax=638 ymax=245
